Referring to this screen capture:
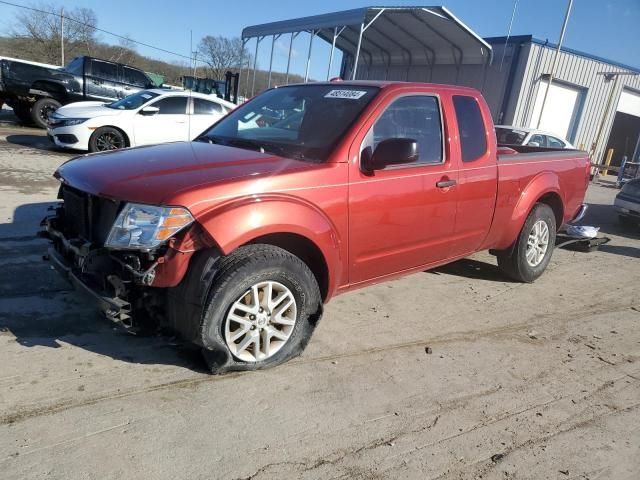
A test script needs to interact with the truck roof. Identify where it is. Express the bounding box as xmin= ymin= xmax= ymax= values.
xmin=282 ymin=80 xmax=482 ymax=96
